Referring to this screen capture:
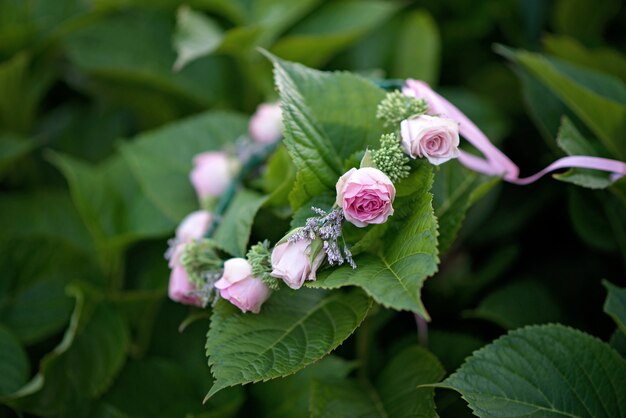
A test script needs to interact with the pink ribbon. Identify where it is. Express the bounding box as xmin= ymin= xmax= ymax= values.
xmin=403 ymin=79 xmax=626 ymax=185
